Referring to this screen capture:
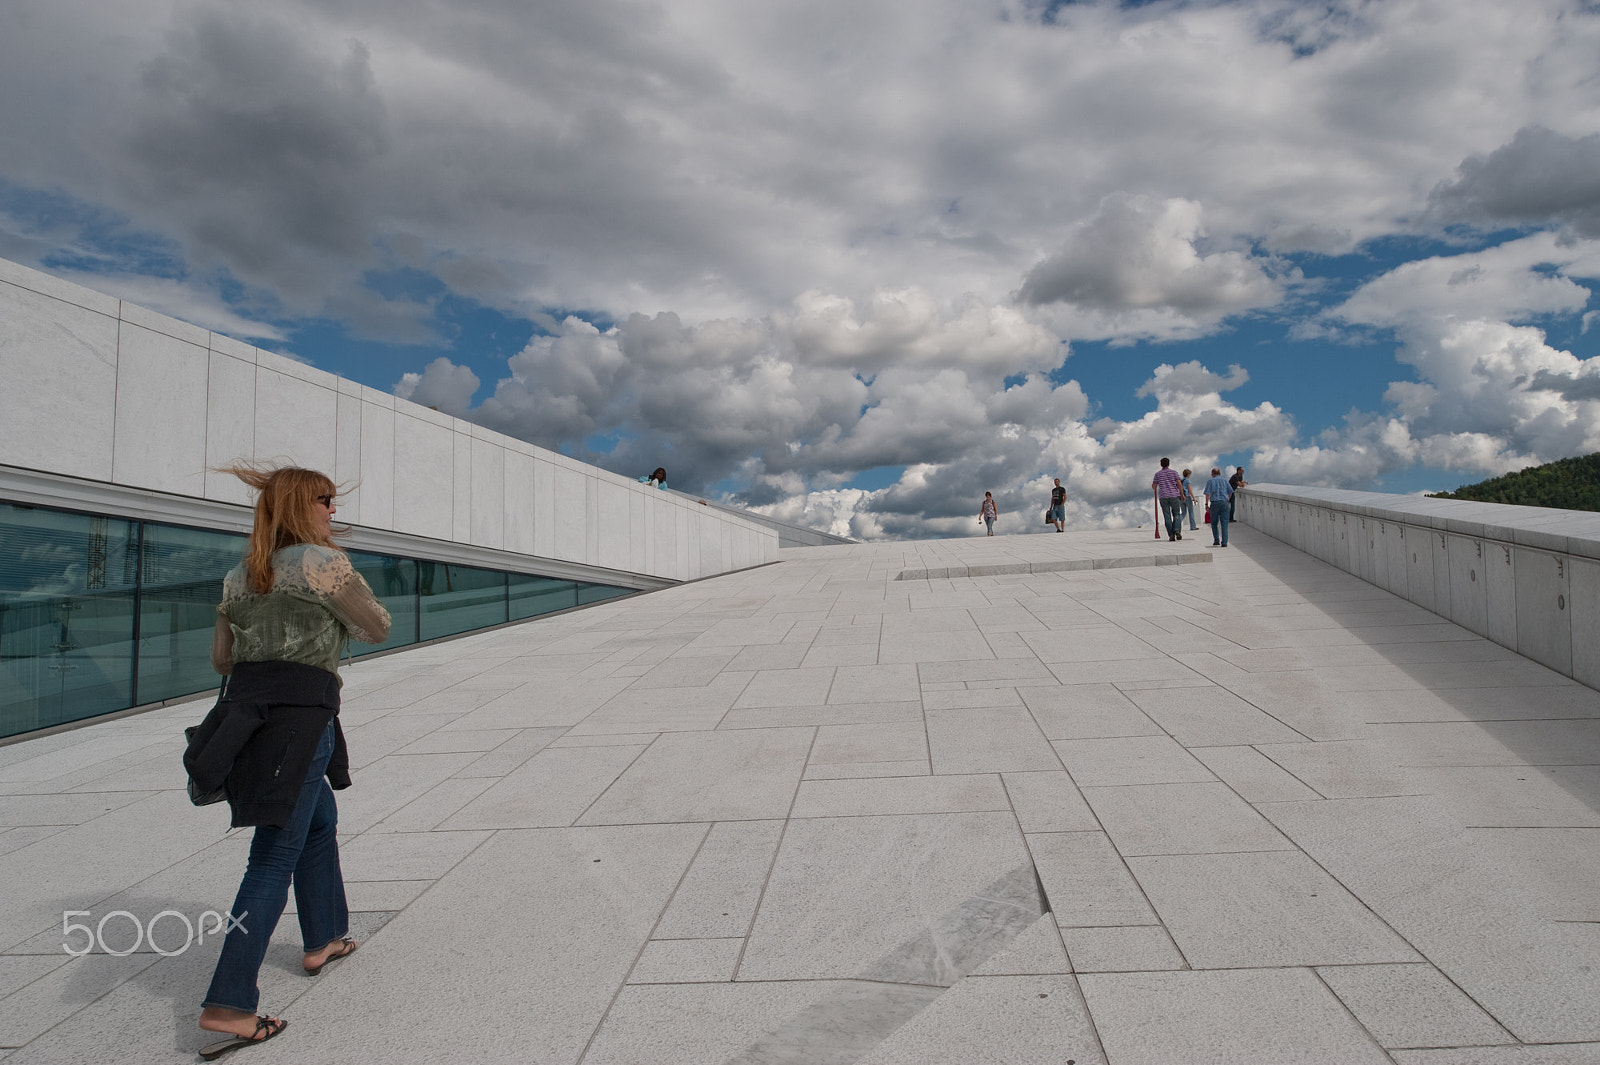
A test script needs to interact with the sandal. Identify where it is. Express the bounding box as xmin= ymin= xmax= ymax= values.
xmin=199 ymin=1015 xmax=286 ymax=1061
xmin=304 ymin=936 xmax=358 ymax=976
